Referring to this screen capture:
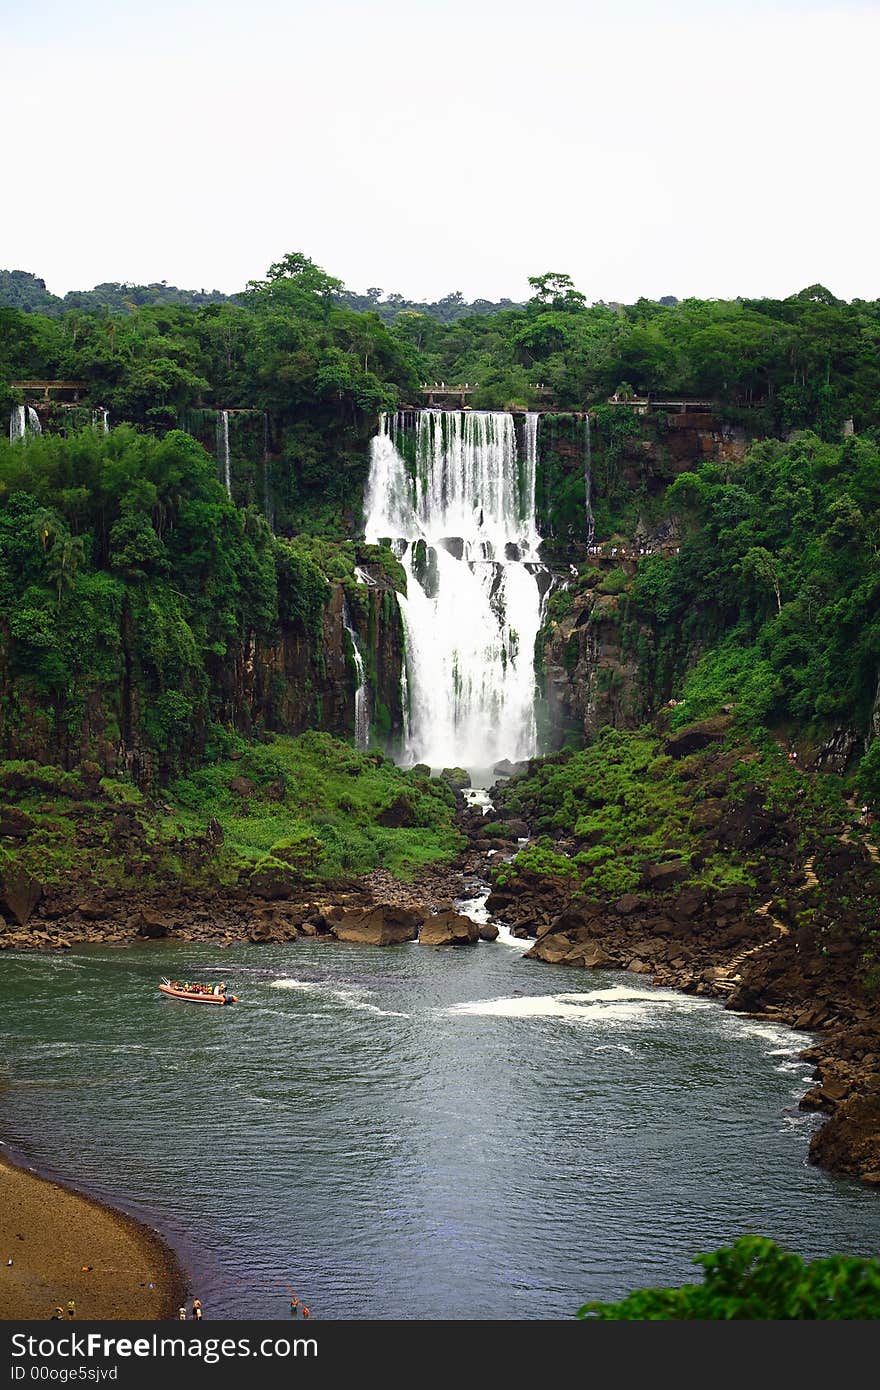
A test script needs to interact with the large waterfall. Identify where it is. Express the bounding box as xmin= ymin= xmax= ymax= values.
xmin=364 ymin=410 xmax=547 ymax=773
